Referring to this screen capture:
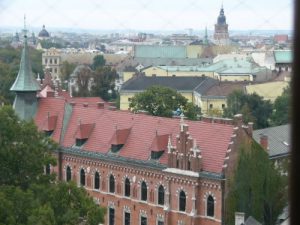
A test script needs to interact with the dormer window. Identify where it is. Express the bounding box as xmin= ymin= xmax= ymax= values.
xmin=74 ymin=122 xmax=95 ymax=148
xmin=110 ymin=128 xmax=131 ymax=153
xmin=150 ymin=134 xmax=169 ymax=160
xmin=42 ymin=114 xmax=57 ymax=137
